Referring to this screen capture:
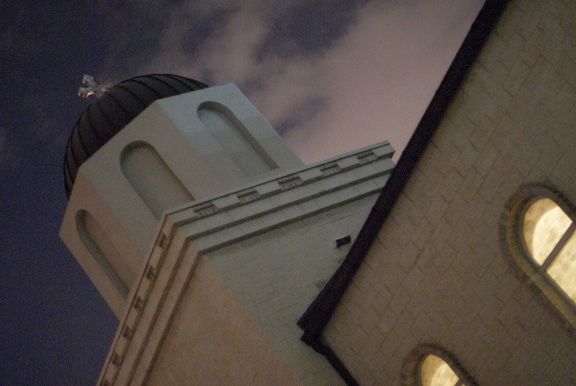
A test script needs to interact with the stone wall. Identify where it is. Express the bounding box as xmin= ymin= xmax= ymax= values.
xmin=325 ymin=0 xmax=576 ymax=384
